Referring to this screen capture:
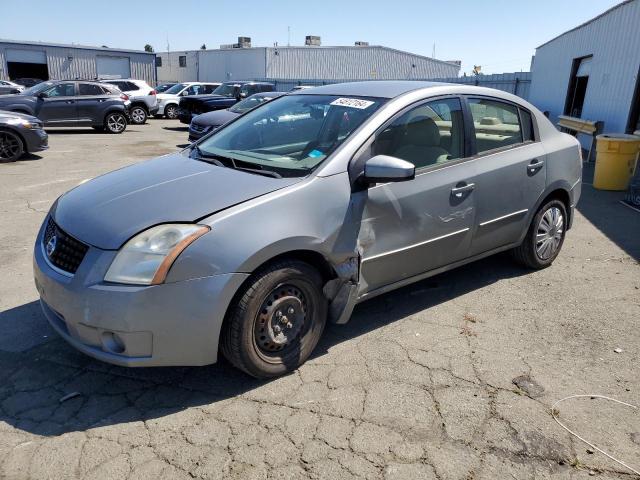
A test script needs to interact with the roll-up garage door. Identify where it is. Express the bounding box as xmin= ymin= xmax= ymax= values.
xmin=96 ymin=56 xmax=131 ymax=79
xmin=6 ymin=49 xmax=47 ymax=64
